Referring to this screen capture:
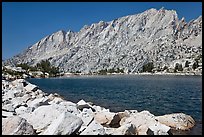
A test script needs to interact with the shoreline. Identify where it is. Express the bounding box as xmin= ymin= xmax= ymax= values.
xmin=2 ymin=78 xmax=199 ymax=135
xmin=53 ymin=72 xmax=202 ymax=79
